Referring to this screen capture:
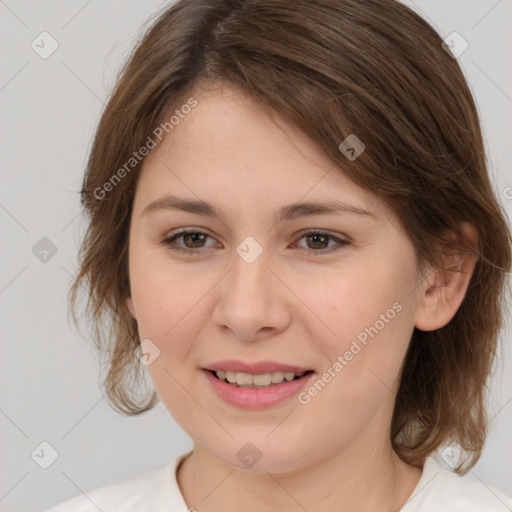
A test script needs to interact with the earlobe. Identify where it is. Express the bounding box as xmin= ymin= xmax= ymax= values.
xmin=414 ymin=222 xmax=479 ymax=332
xmin=126 ymin=297 xmax=137 ymax=319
